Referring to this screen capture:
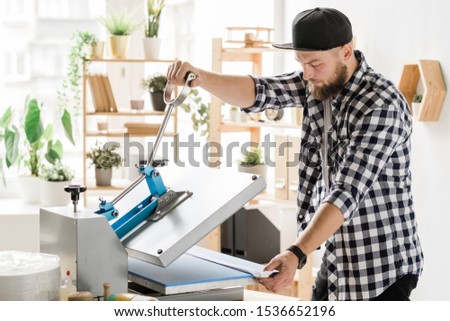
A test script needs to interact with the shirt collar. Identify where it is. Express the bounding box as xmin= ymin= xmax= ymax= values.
xmin=334 ymin=50 xmax=368 ymax=105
